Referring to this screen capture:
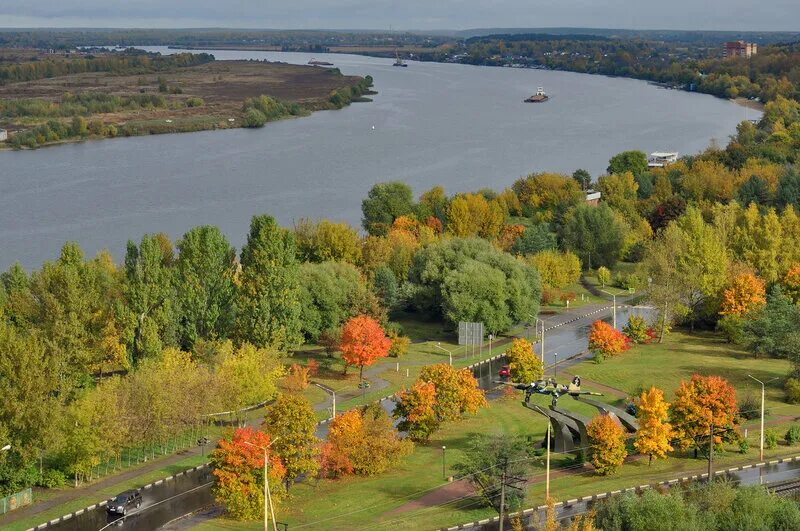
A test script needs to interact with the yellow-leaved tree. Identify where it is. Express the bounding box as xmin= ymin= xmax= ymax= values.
xmin=634 ymin=387 xmax=673 ymax=465
xmin=587 ymin=415 xmax=627 ymax=475
xmin=505 ymin=338 xmax=543 ymax=383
